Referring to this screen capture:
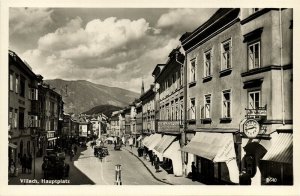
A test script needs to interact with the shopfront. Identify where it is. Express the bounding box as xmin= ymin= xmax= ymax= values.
xmin=181 ymin=132 xmax=240 ymax=184
xmin=260 ymin=131 xmax=293 ymax=185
